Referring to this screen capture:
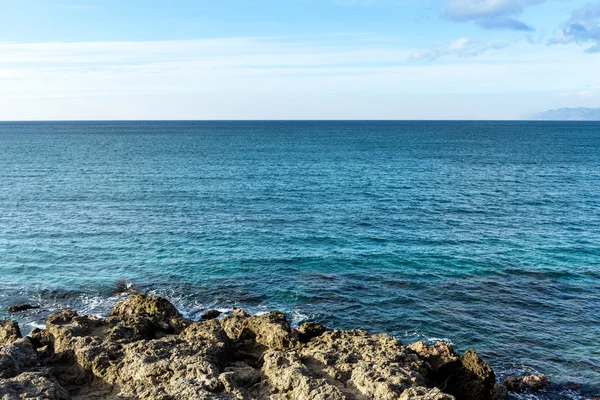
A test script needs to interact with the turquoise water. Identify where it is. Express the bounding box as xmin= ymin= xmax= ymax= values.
xmin=0 ymin=121 xmax=598 ymax=398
